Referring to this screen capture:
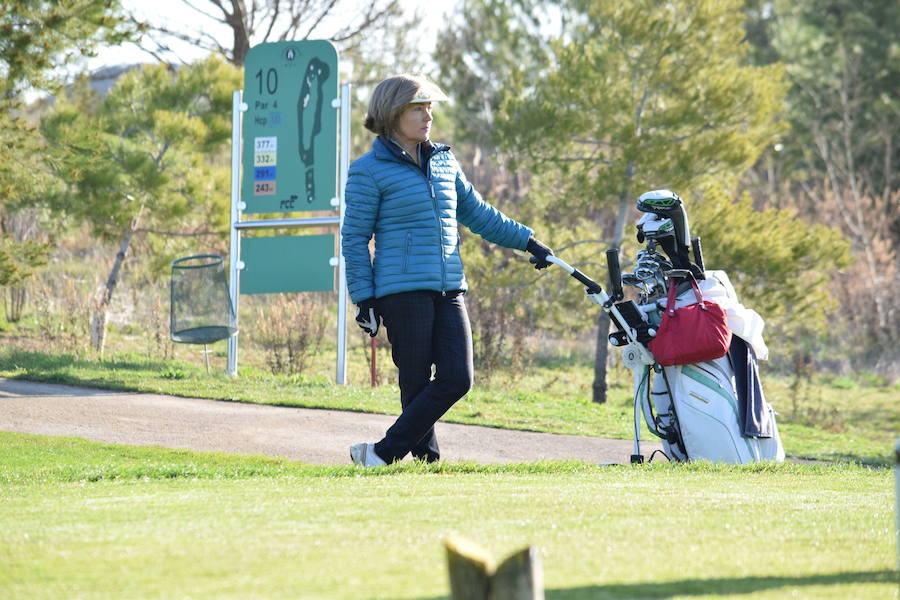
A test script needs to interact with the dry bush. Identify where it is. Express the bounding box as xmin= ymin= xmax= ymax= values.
xmin=786 ymin=351 xmax=845 ymax=432
xmin=136 ymin=284 xmax=175 ymax=361
xmin=467 ymin=286 xmax=533 ymax=380
xmin=815 ymin=189 xmax=899 ymax=379
xmin=3 ymin=286 xmax=27 ymax=323
xmin=1 ymin=208 xmax=48 ymax=323
xmin=31 ymin=275 xmax=93 ymax=354
xmin=251 ymin=293 xmax=329 ymax=376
